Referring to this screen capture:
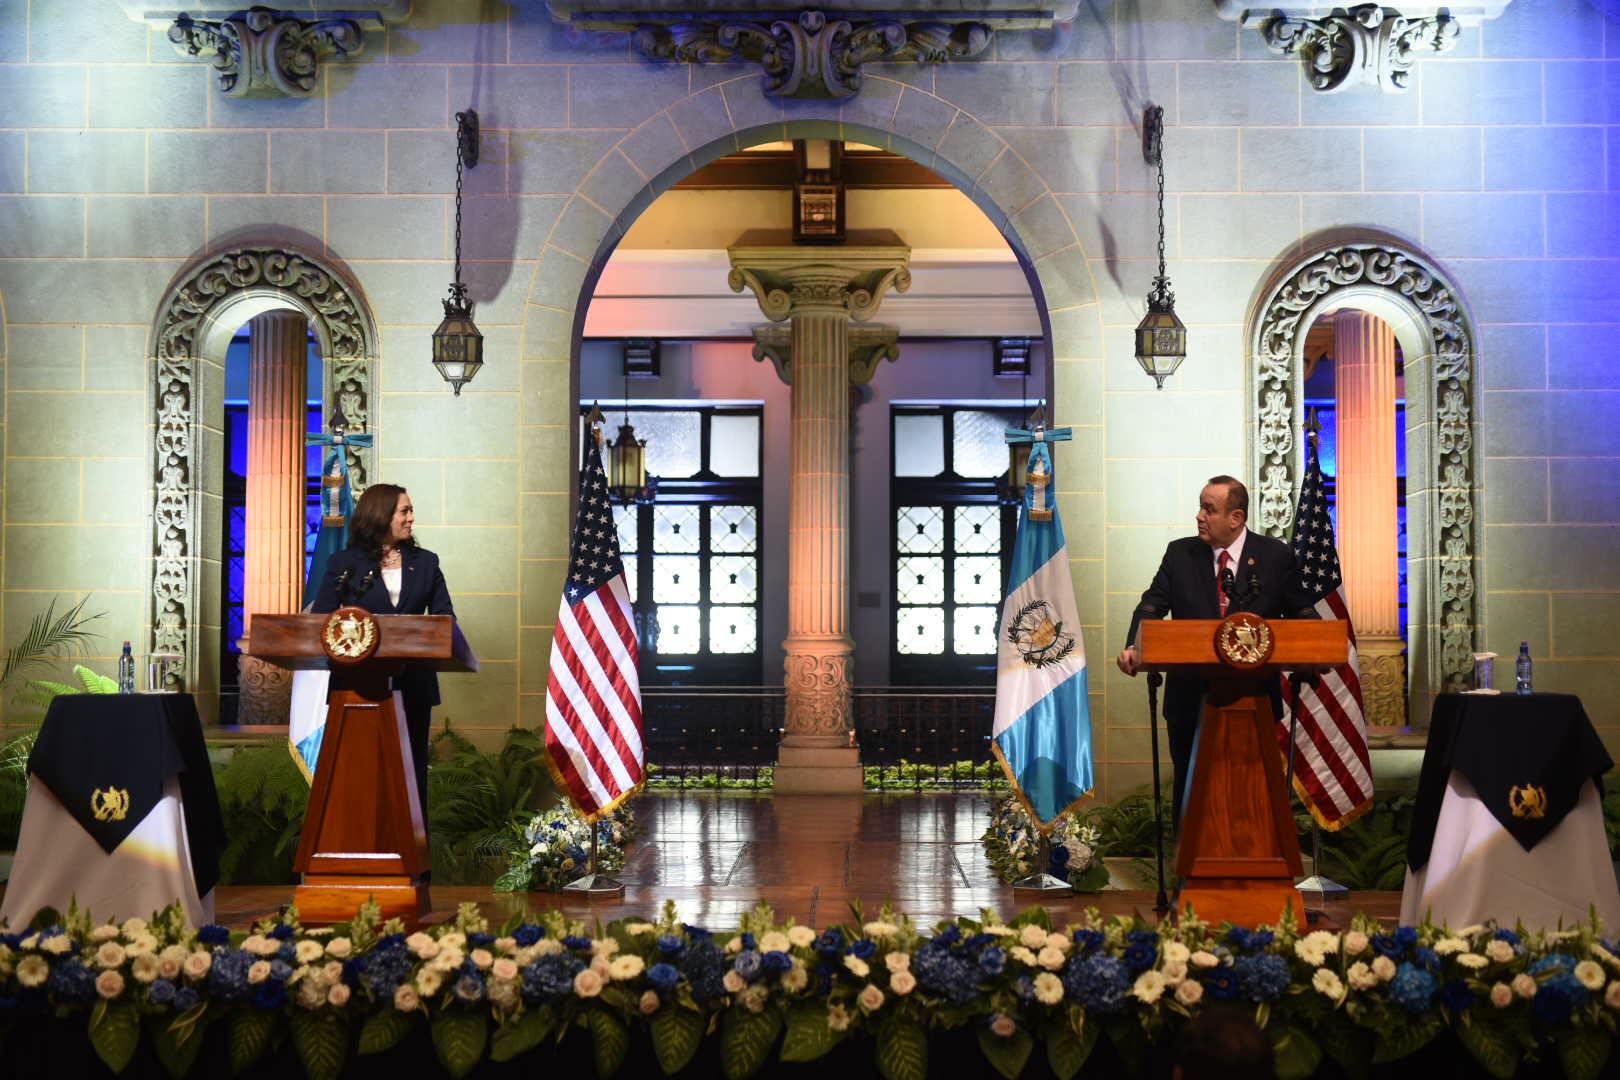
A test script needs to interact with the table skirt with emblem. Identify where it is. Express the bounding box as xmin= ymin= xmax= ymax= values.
xmin=1400 ymin=770 xmax=1620 ymax=930
xmin=2 ymin=775 xmax=214 ymax=928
